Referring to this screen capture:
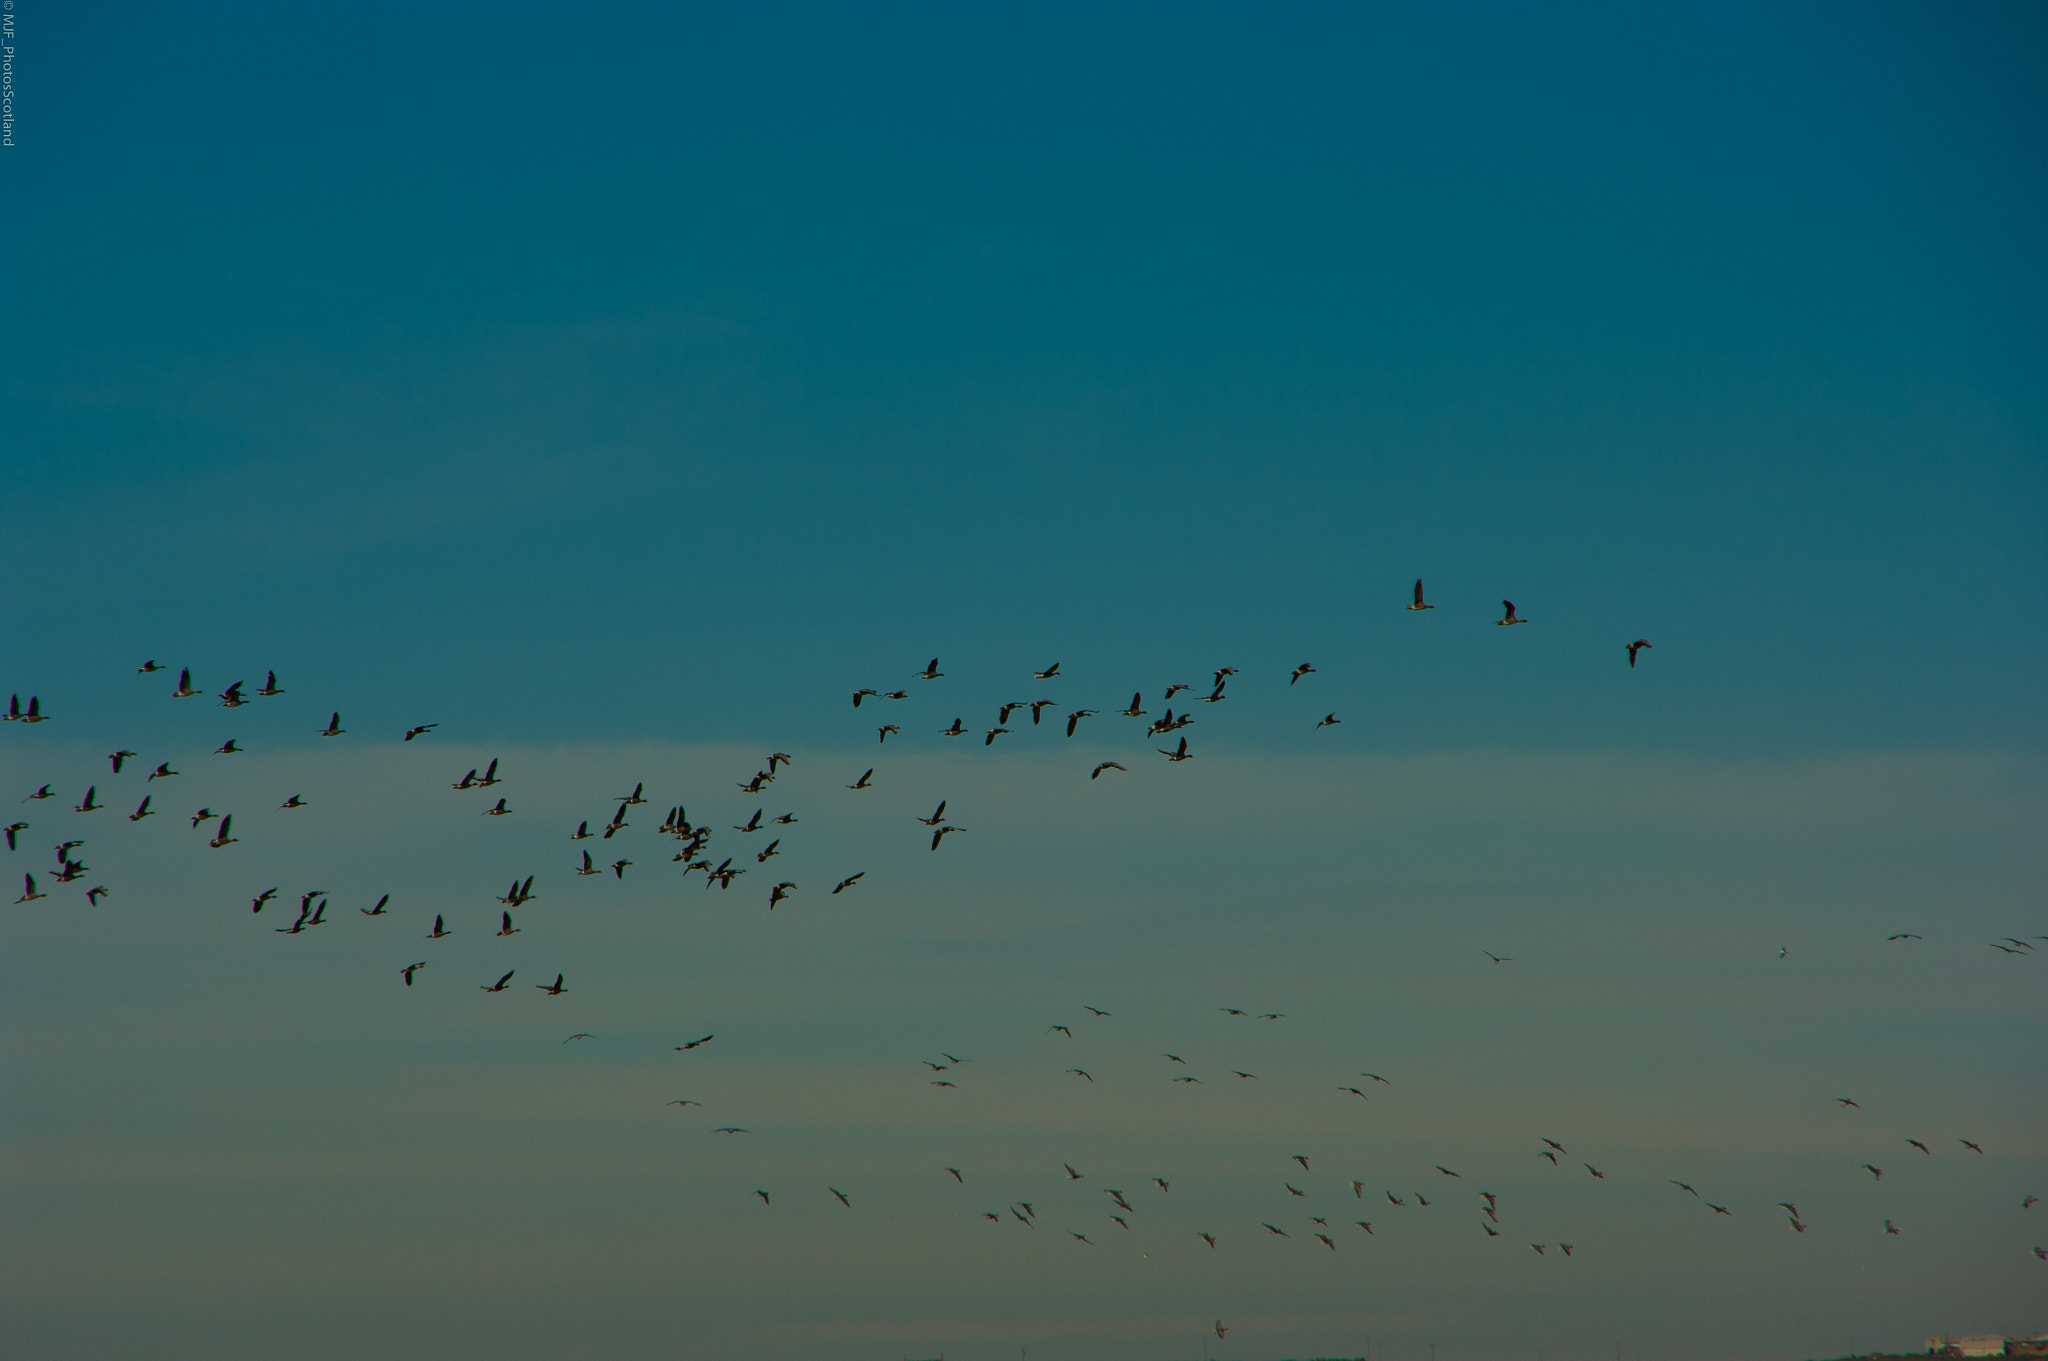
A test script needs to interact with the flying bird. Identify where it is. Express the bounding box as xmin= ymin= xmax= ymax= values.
xmin=207 ymin=815 xmax=236 ymax=848
xmin=320 ymin=712 xmax=345 ymax=737
xmin=128 ymin=797 xmax=152 ymax=821
xmin=404 ymin=724 xmax=438 ymax=741
xmin=1627 ymin=639 xmax=1653 ymax=667
xmin=401 ymin=962 xmax=425 ymax=986
xmin=427 ymin=915 xmax=450 ymax=938
xmin=918 ymin=658 xmax=943 ymax=680
xmin=108 ymin=751 xmax=136 ymax=774
xmin=1409 ymin=579 xmax=1434 ymax=611
xmin=832 ymin=873 xmax=865 ymax=894
xmin=847 ymin=769 xmax=874 ymax=790
xmin=1065 ymin=710 xmax=1095 ymax=736
xmin=1498 ymin=601 xmax=1527 ymax=626
xmin=1090 ymin=762 xmax=1126 ymax=780
xmin=1291 ymin=663 xmax=1316 ymax=684
xmin=481 ymin=971 xmax=514 ymax=993
xmin=1907 ymin=1139 xmax=1931 ymax=1155
xmin=1158 ymin=736 xmax=1192 ymax=761
xmin=537 ymin=975 xmax=567 ymax=995
xmin=676 ymin=1035 xmax=714 ymax=1050
xmin=1960 ymin=1140 xmax=1984 ymax=1154
xmin=1886 ymin=933 xmax=1923 ymax=940
xmin=1317 ymin=713 xmax=1341 ymax=728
